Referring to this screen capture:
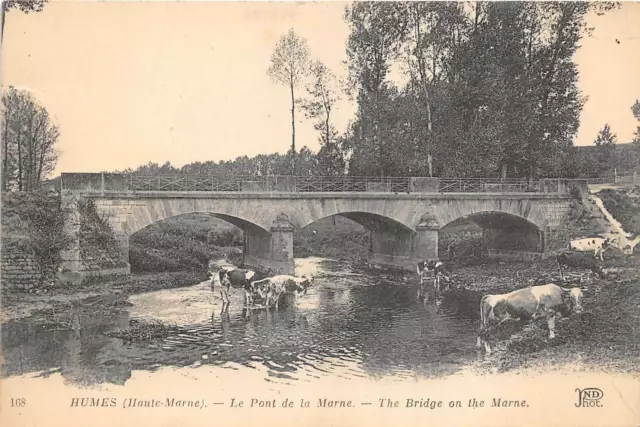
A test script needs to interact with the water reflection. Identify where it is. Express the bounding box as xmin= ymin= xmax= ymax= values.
xmin=1 ymin=258 xmax=479 ymax=387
